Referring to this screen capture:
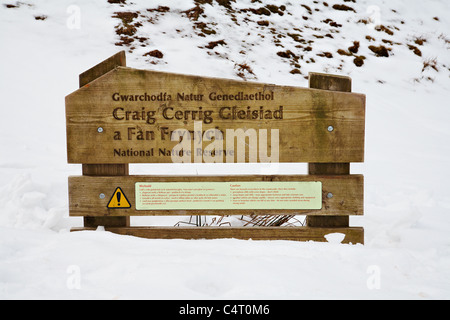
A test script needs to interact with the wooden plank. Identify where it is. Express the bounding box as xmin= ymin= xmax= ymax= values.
xmin=78 ymin=51 xmax=129 ymax=229
xmin=66 ymin=67 xmax=365 ymax=164
xmin=84 ymin=216 xmax=130 ymax=228
xmin=307 ymin=72 xmax=353 ymax=177
xmin=82 ymin=162 xmax=130 ymax=228
xmin=308 ymin=163 xmax=350 ymax=175
xmin=70 ymin=226 xmax=364 ymax=244
xmin=308 ymin=72 xmax=352 ymax=92
xmin=83 ymin=164 xmax=129 ymax=176
xmin=305 ymin=216 xmax=349 ymax=228
xmin=79 ymin=51 xmax=126 ymax=87
xmin=79 ymin=53 xmax=129 ymax=183
xmin=307 ymin=72 xmax=357 ymax=229
xmin=68 ymin=174 xmax=364 ymax=217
